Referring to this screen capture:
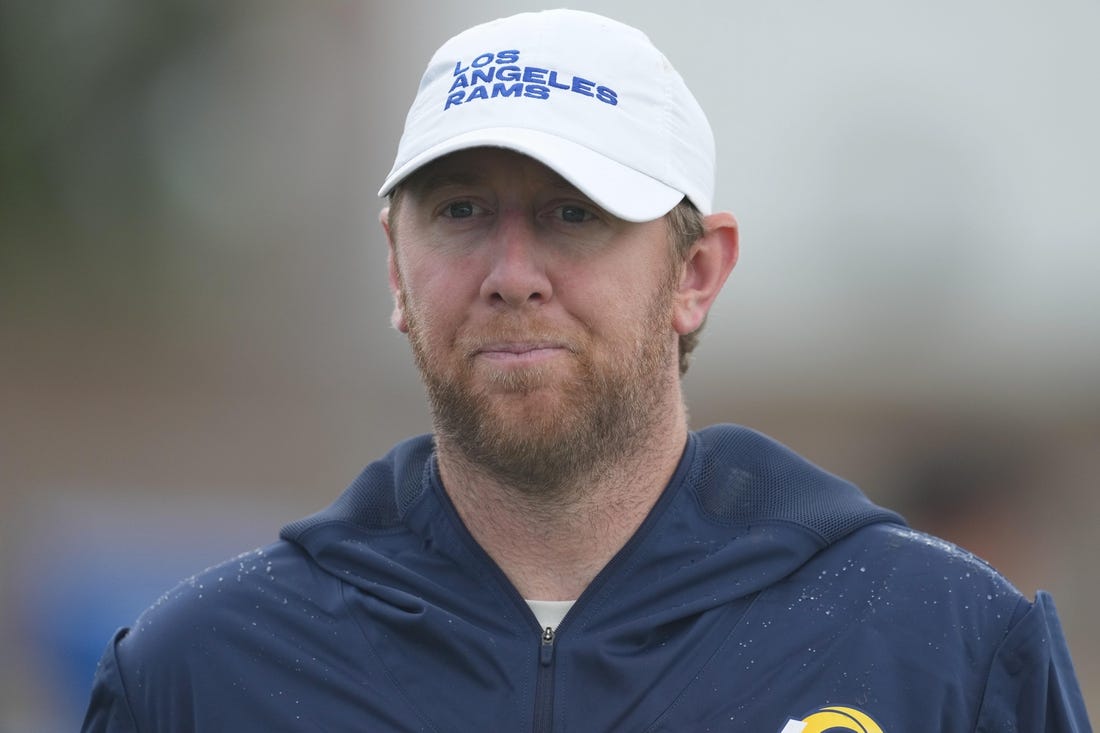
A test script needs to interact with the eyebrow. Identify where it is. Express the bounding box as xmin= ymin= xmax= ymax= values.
xmin=406 ymin=159 xmax=579 ymax=194
xmin=405 ymin=170 xmax=484 ymax=198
